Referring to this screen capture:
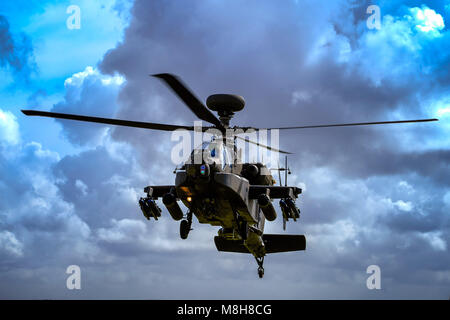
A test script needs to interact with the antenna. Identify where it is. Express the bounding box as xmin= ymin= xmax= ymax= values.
xmin=284 ymin=155 xmax=288 ymax=186
xmin=277 ymin=162 xmax=282 ymax=186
